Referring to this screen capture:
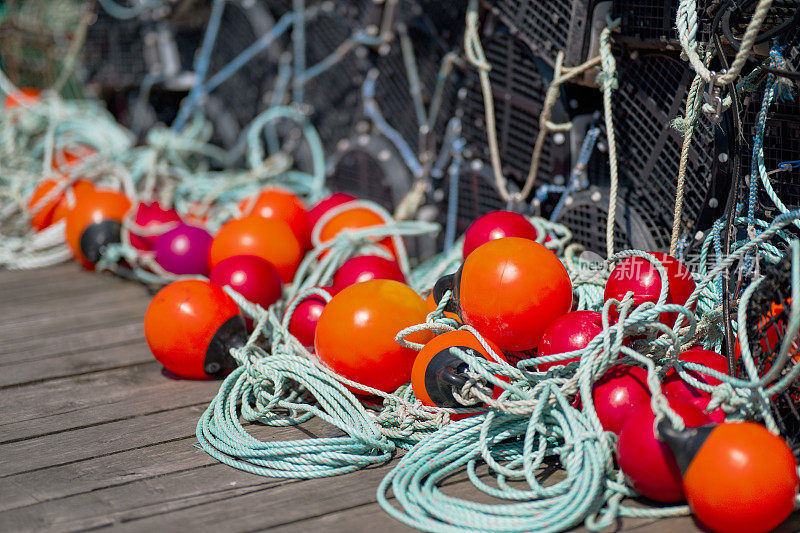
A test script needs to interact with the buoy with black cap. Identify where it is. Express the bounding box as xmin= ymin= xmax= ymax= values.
xmin=65 ymin=189 xmax=132 ymax=269
xmin=431 ymin=237 xmax=572 ymax=352
xmin=144 ymin=279 xmax=248 ymax=379
xmin=658 ymin=420 xmax=799 ymax=533
xmin=411 ymin=330 xmax=508 ymax=418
